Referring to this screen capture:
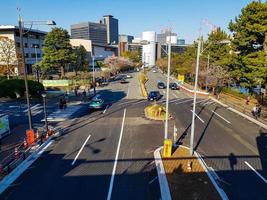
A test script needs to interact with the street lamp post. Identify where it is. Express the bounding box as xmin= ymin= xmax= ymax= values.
xmin=18 ymin=15 xmax=33 ymax=130
xmin=190 ymin=37 xmax=202 ymax=155
xmin=17 ymin=12 xmax=56 ymax=131
xmin=41 ymin=93 xmax=48 ymax=133
xmin=34 ymin=45 xmax=40 ymax=83
xmin=92 ymin=55 xmax=96 ymax=95
xmin=164 ymin=37 xmax=171 ymax=140
xmin=190 ymin=38 xmax=230 ymax=155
